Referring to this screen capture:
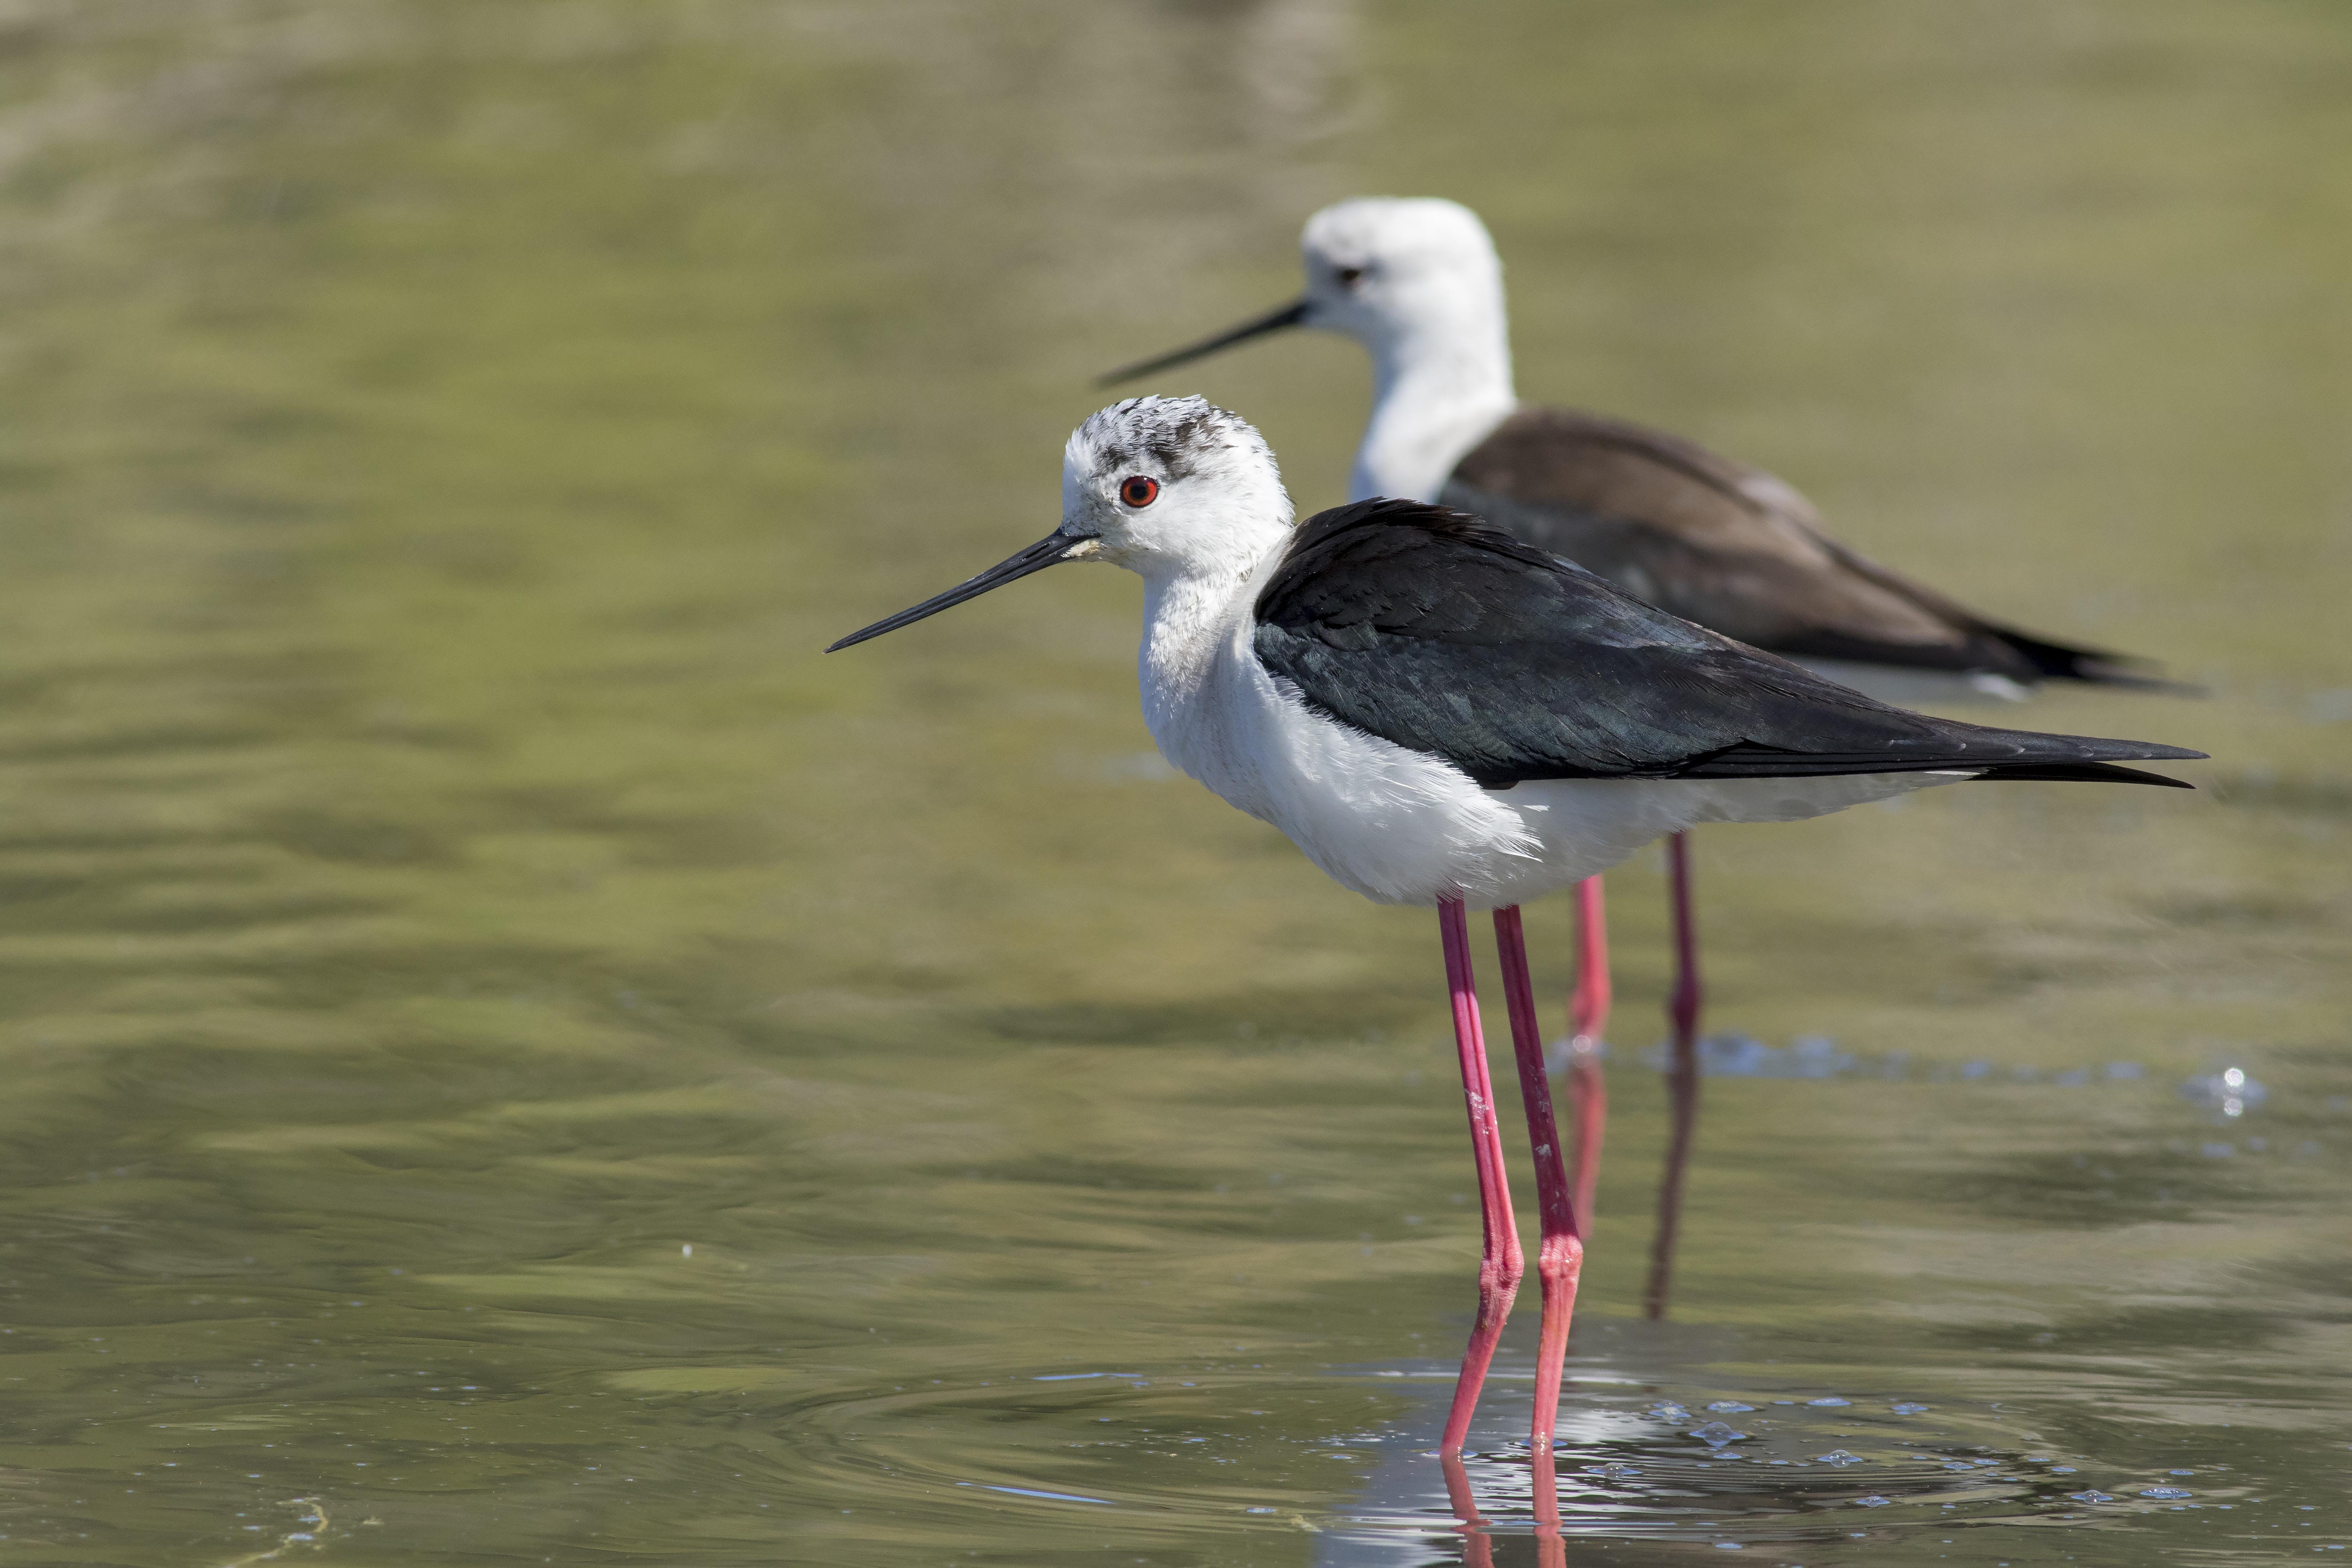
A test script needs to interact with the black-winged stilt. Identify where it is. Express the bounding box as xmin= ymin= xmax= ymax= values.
xmin=826 ymin=395 xmax=2201 ymax=1455
xmin=1101 ymin=197 xmax=2190 ymax=1315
